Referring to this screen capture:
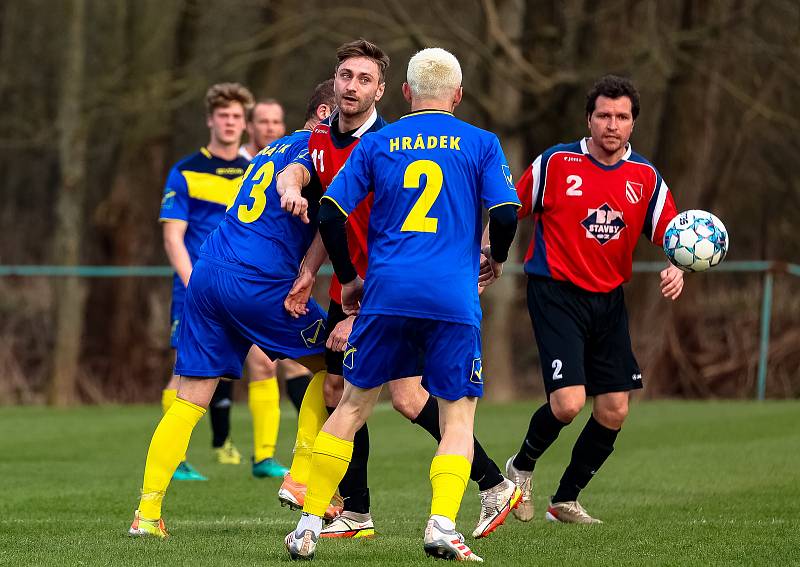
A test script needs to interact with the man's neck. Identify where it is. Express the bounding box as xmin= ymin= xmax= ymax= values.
xmin=587 ymin=138 xmax=627 ymax=166
xmin=243 ymin=141 xmax=259 ymax=157
xmin=337 ymin=107 xmax=375 ymax=133
xmin=410 ymin=99 xmax=453 ymax=113
xmin=206 ymin=139 xmax=239 ymax=161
